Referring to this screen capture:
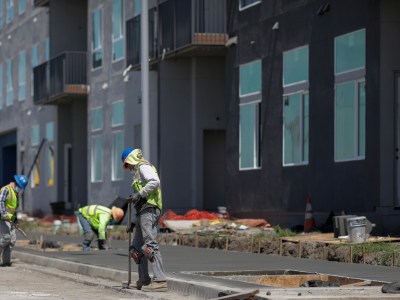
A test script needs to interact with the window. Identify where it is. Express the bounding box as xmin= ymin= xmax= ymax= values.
xmin=239 ymin=0 xmax=260 ymax=11
xmin=282 ymin=45 xmax=309 ymax=166
xmin=112 ymin=100 xmax=124 ymax=127
xmin=92 ymin=8 xmax=103 ymax=69
xmin=31 ymin=44 xmax=38 ymax=96
xmin=91 ymin=135 xmax=103 ymax=182
xmin=46 ymin=122 xmax=54 ymax=186
xmin=91 ymin=106 xmax=103 ymax=182
xmin=239 ymin=60 xmax=262 ymax=170
xmin=6 ymin=59 xmax=13 ymax=106
xmin=134 ymin=0 xmax=141 ymax=16
xmin=334 ymin=29 xmax=366 ymax=161
xmin=18 ymin=51 xmax=26 ymax=101
xmin=19 ymin=0 xmax=25 ymax=14
xmin=30 ymin=150 xmax=40 ymax=188
xmin=112 ymin=131 xmax=124 ymax=180
xmin=31 ymin=125 xmax=39 ymax=146
xmin=91 ymin=107 xmax=103 ymax=131
xmin=0 ymin=0 xmax=3 ymax=29
xmin=6 ymin=0 xmax=13 ymax=23
xmin=45 ymin=38 xmax=49 ymax=61
xmin=112 ymin=0 xmax=124 ymax=61
xmin=0 ymin=64 xmax=2 ymax=109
